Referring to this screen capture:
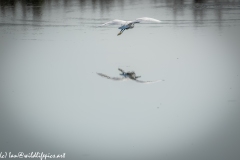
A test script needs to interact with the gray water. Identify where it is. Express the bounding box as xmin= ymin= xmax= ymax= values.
xmin=0 ymin=0 xmax=240 ymax=160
